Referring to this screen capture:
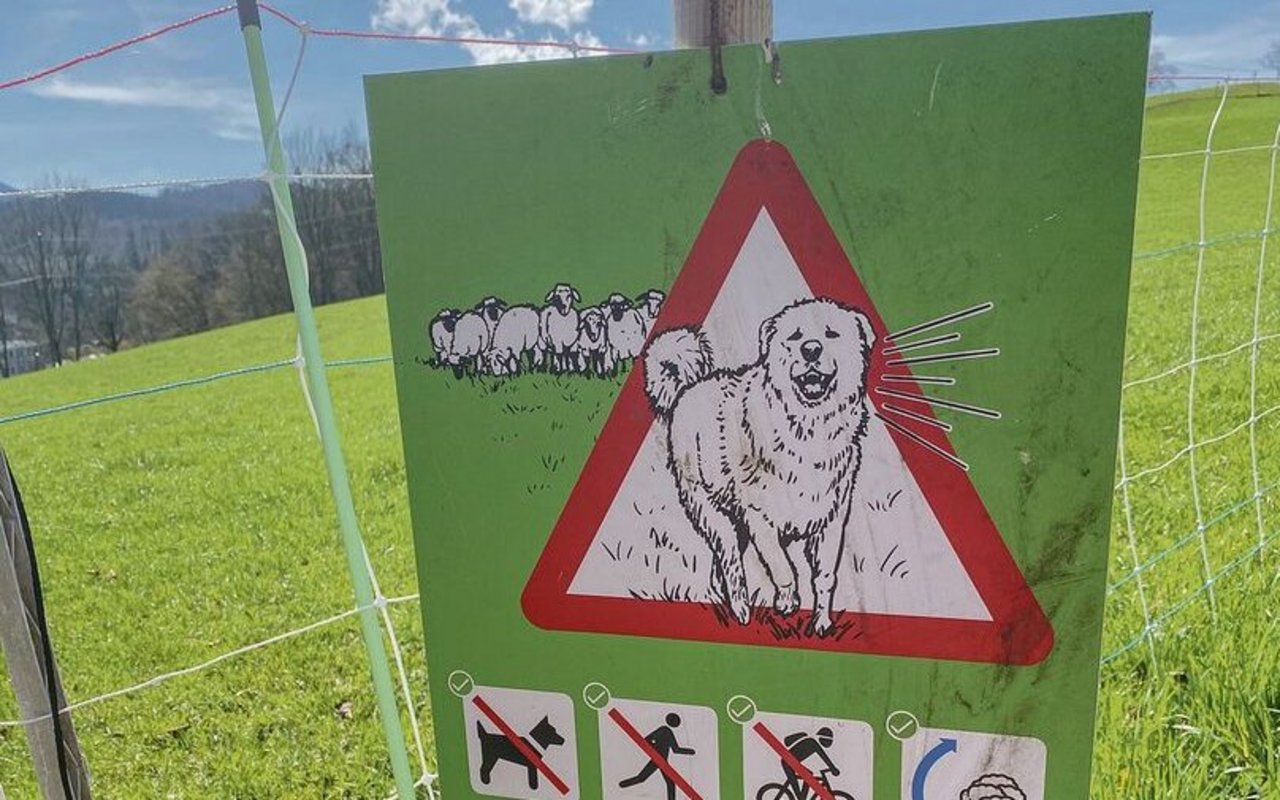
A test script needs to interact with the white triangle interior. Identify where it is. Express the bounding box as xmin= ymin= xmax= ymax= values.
xmin=567 ymin=209 xmax=991 ymax=622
